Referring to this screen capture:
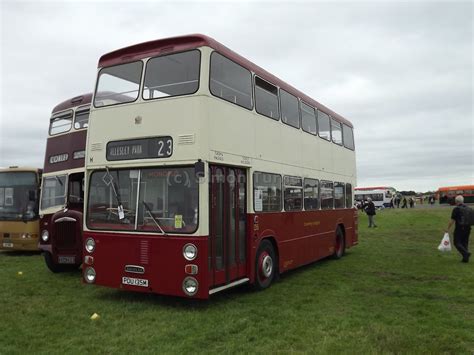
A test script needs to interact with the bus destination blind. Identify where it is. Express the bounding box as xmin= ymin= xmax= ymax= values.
xmin=106 ymin=137 xmax=173 ymax=161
